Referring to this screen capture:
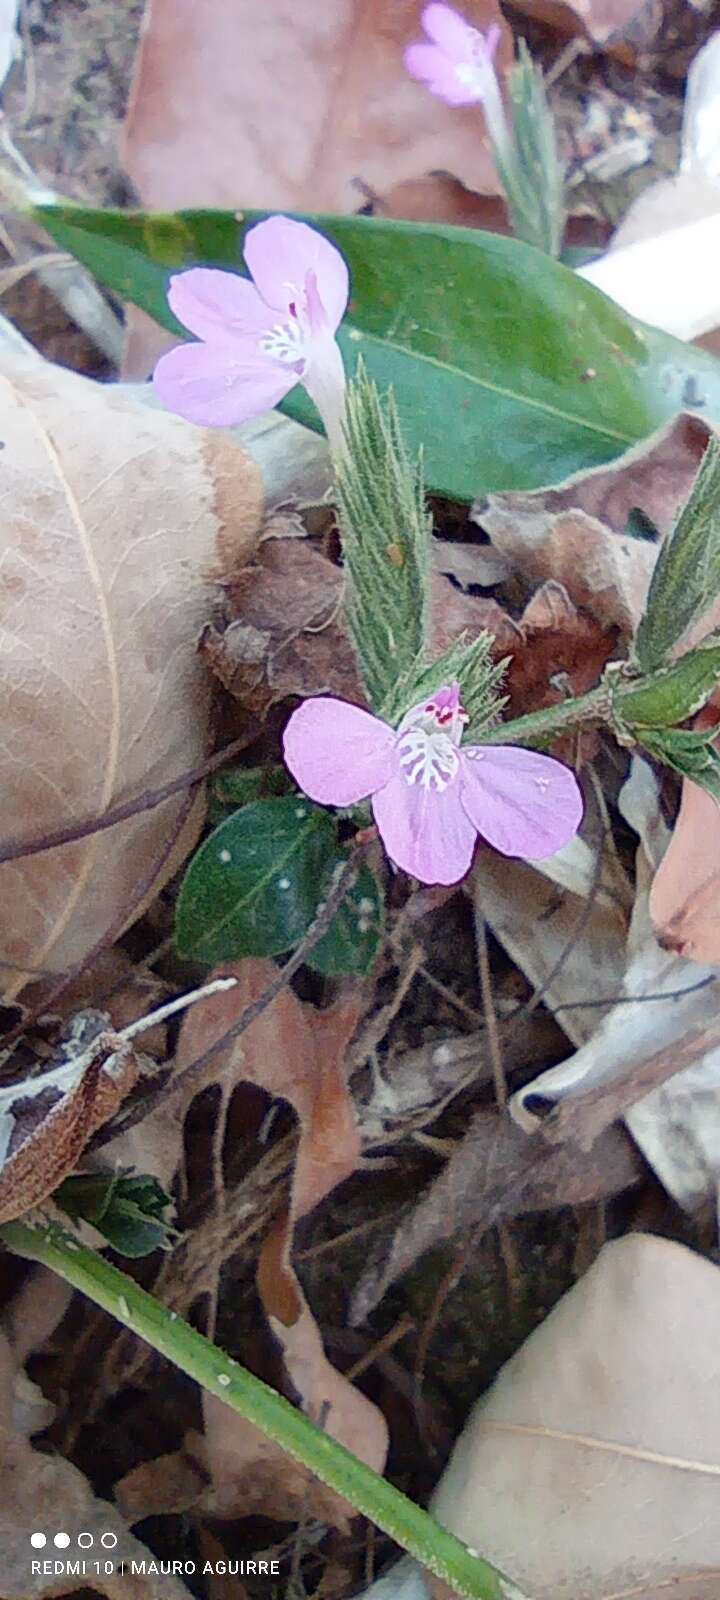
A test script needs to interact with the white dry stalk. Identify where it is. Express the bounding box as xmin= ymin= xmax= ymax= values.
xmin=0 ymin=977 xmax=237 ymax=1167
